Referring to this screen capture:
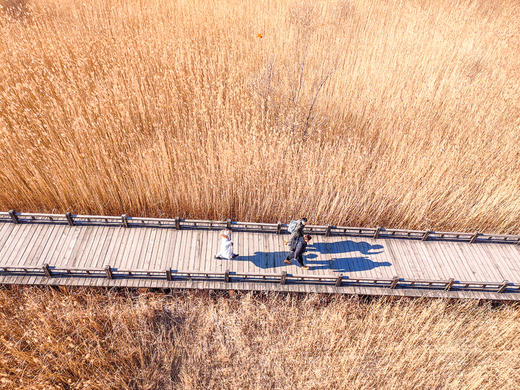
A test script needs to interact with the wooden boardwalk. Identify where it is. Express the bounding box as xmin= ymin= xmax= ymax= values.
xmin=1 ymin=211 xmax=520 ymax=300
